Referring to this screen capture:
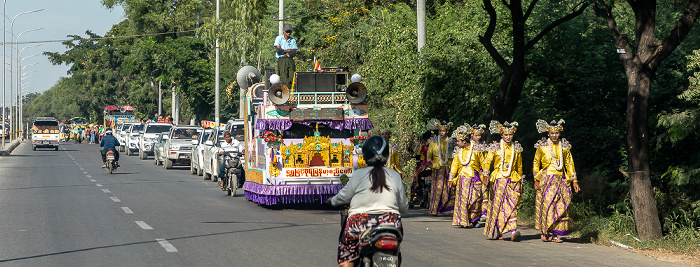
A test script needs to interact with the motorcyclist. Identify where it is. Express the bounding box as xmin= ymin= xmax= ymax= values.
xmin=329 ymin=136 xmax=409 ymax=267
xmin=218 ymin=131 xmax=240 ymax=180
xmin=100 ymin=128 xmax=121 ymax=168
